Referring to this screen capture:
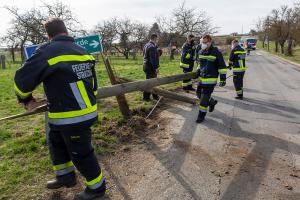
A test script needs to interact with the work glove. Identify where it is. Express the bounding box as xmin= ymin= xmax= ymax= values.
xmin=219 ymin=81 xmax=226 ymax=87
xmin=23 ymin=98 xmax=47 ymax=111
